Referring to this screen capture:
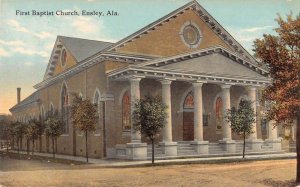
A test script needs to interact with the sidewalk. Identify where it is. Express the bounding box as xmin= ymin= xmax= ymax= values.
xmin=1 ymin=149 xmax=296 ymax=167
